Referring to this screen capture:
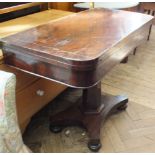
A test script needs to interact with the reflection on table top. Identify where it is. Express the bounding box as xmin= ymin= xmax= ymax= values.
xmin=0 ymin=9 xmax=74 ymax=59
xmin=1 ymin=8 xmax=153 ymax=62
